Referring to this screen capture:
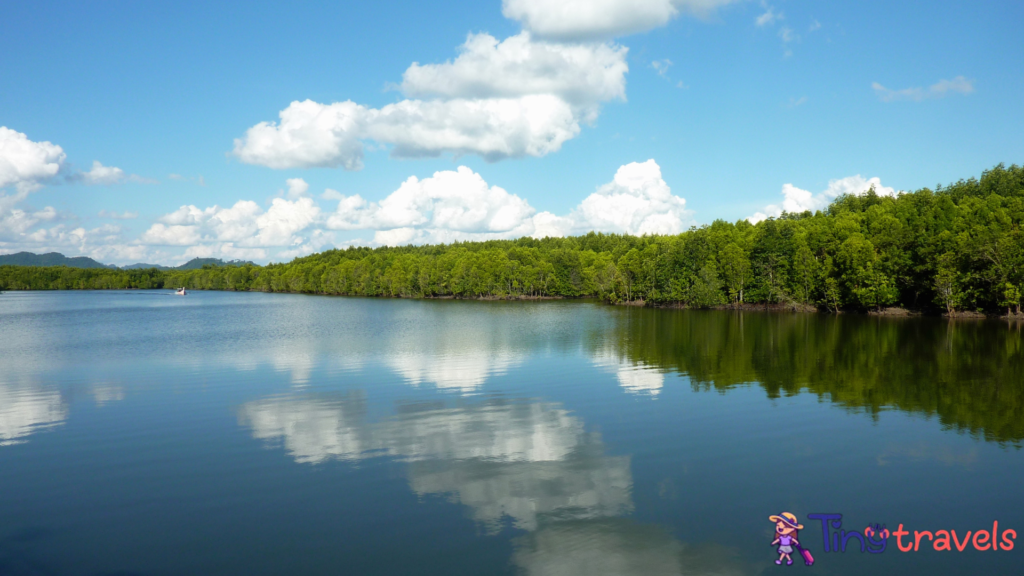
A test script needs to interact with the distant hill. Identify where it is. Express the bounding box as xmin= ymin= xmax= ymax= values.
xmin=122 ymin=263 xmax=170 ymax=270
xmin=175 ymin=258 xmax=254 ymax=270
xmin=0 ymin=252 xmax=114 ymax=269
xmin=0 ymin=252 xmax=253 ymax=271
